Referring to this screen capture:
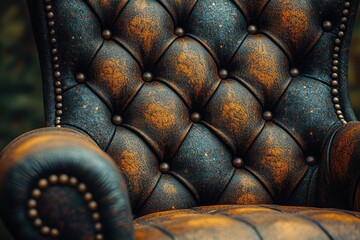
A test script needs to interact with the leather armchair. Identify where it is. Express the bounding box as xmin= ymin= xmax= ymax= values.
xmin=1 ymin=0 xmax=360 ymax=239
